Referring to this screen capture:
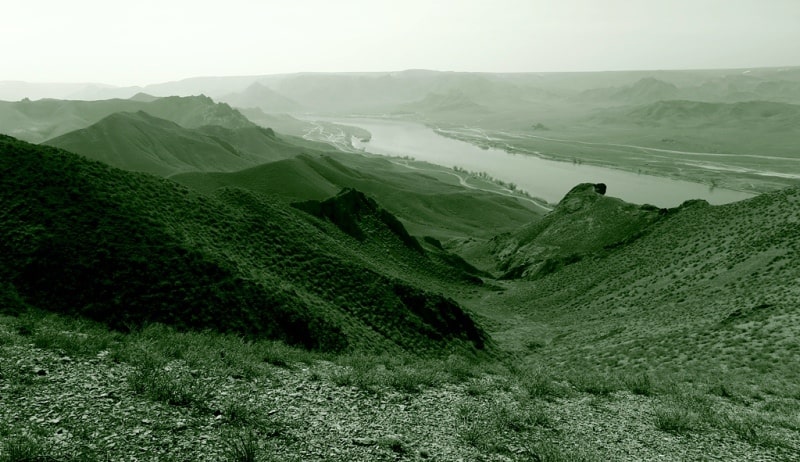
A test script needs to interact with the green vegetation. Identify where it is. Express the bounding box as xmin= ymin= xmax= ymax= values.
xmin=174 ymin=152 xmax=543 ymax=242
xmin=2 ymin=309 xmax=798 ymax=460
xmin=0 ymin=135 xmax=486 ymax=354
xmin=44 ymin=111 xmax=305 ymax=176
xmin=0 ymin=94 xmax=253 ymax=143
xmin=3 ymin=67 xmax=800 ymax=459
